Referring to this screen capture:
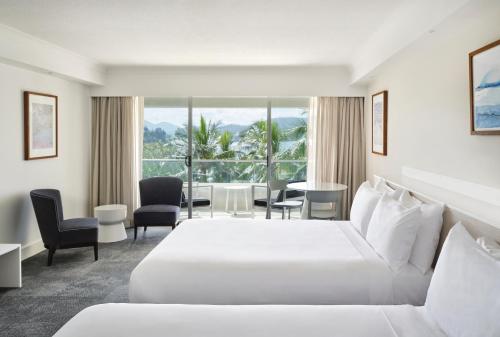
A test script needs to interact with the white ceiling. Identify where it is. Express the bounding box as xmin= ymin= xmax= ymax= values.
xmin=0 ymin=0 xmax=404 ymax=66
